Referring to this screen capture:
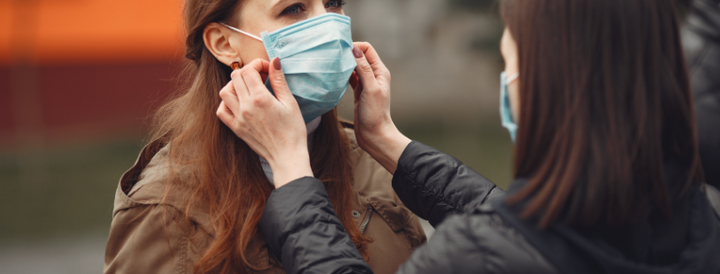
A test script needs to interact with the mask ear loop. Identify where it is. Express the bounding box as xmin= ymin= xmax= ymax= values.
xmin=506 ymin=73 xmax=519 ymax=85
xmin=219 ymin=22 xmax=263 ymax=42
